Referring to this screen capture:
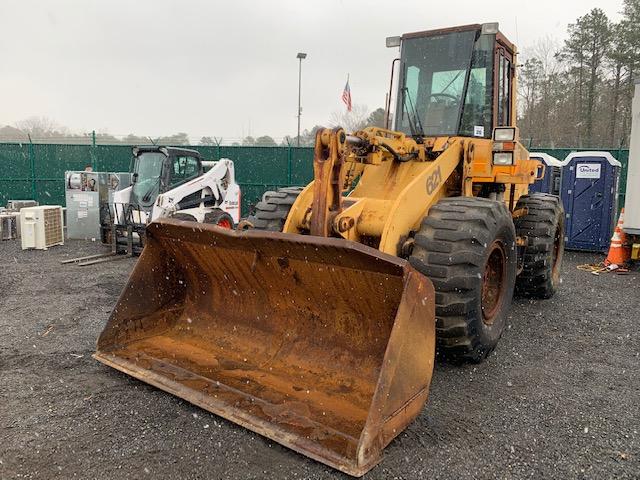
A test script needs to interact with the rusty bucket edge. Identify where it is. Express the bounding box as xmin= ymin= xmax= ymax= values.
xmin=93 ymin=351 xmax=381 ymax=477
